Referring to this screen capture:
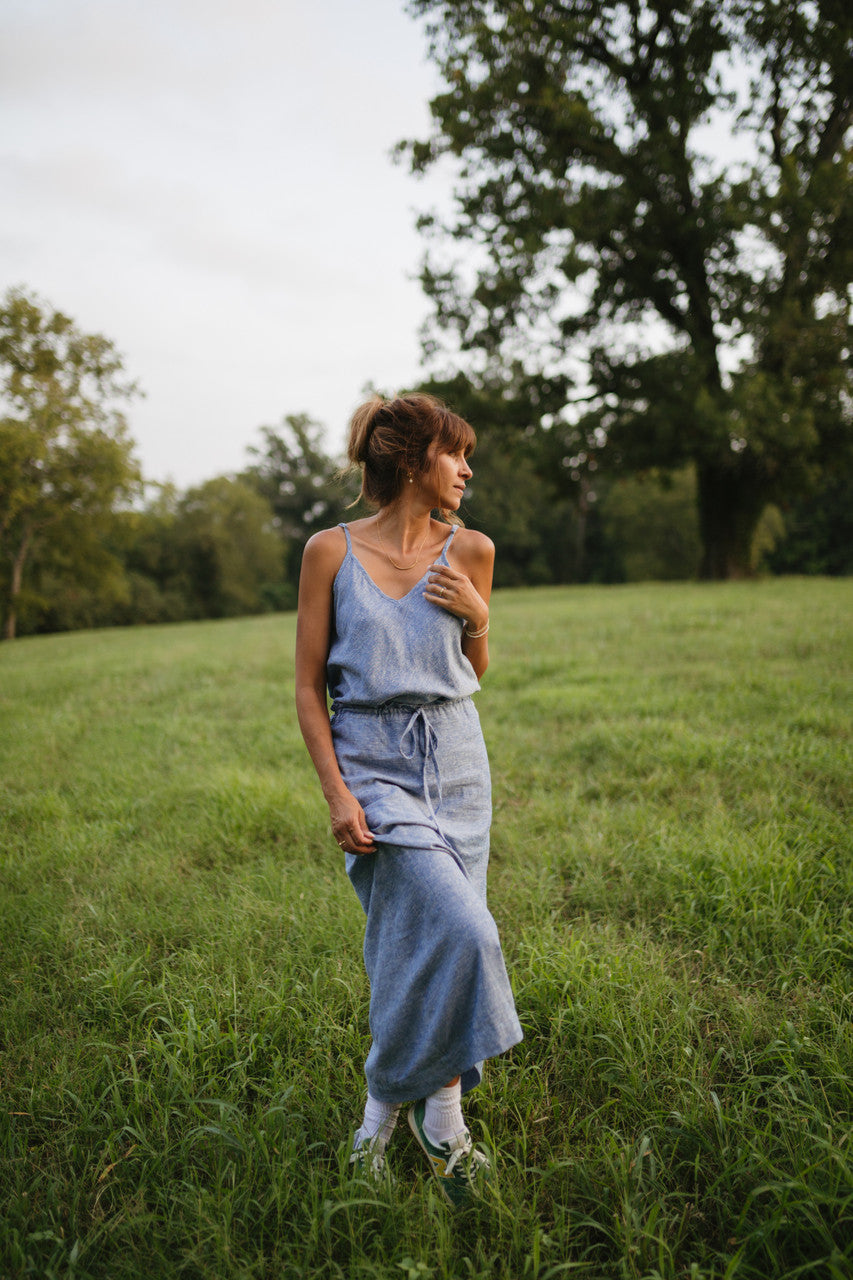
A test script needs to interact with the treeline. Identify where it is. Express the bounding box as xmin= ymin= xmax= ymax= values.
xmin=2 ymin=284 xmax=852 ymax=640
xmin=7 ymin=375 xmax=851 ymax=641
xmin=18 ymin=416 xmax=357 ymax=636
